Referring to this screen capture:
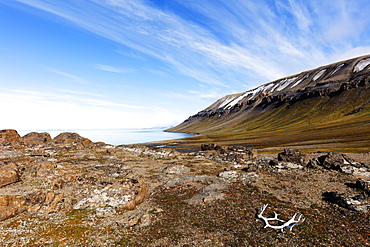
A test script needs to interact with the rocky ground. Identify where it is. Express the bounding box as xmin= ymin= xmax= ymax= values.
xmin=0 ymin=129 xmax=369 ymax=246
